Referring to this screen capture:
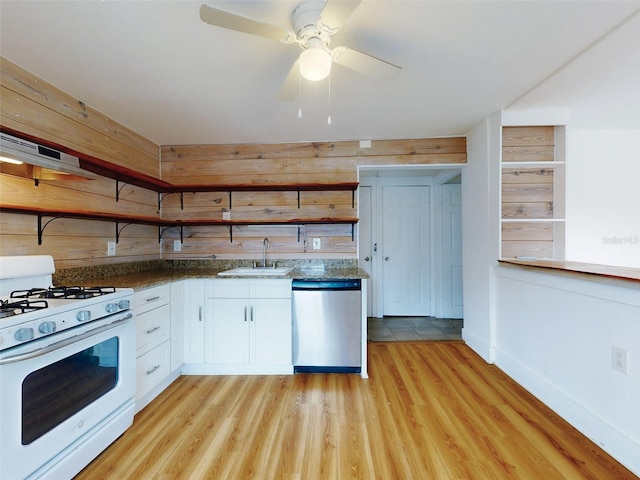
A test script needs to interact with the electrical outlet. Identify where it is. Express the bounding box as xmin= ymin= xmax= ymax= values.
xmin=107 ymin=241 xmax=116 ymax=256
xmin=612 ymin=347 xmax=628 ymax=374
xmin=313 ymin=238 xmax=321 ymax=250
xmin=173 ymin=240 xmax=182 ymax=252
xmin=222 ymin=211 xmax=231 ymax=221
